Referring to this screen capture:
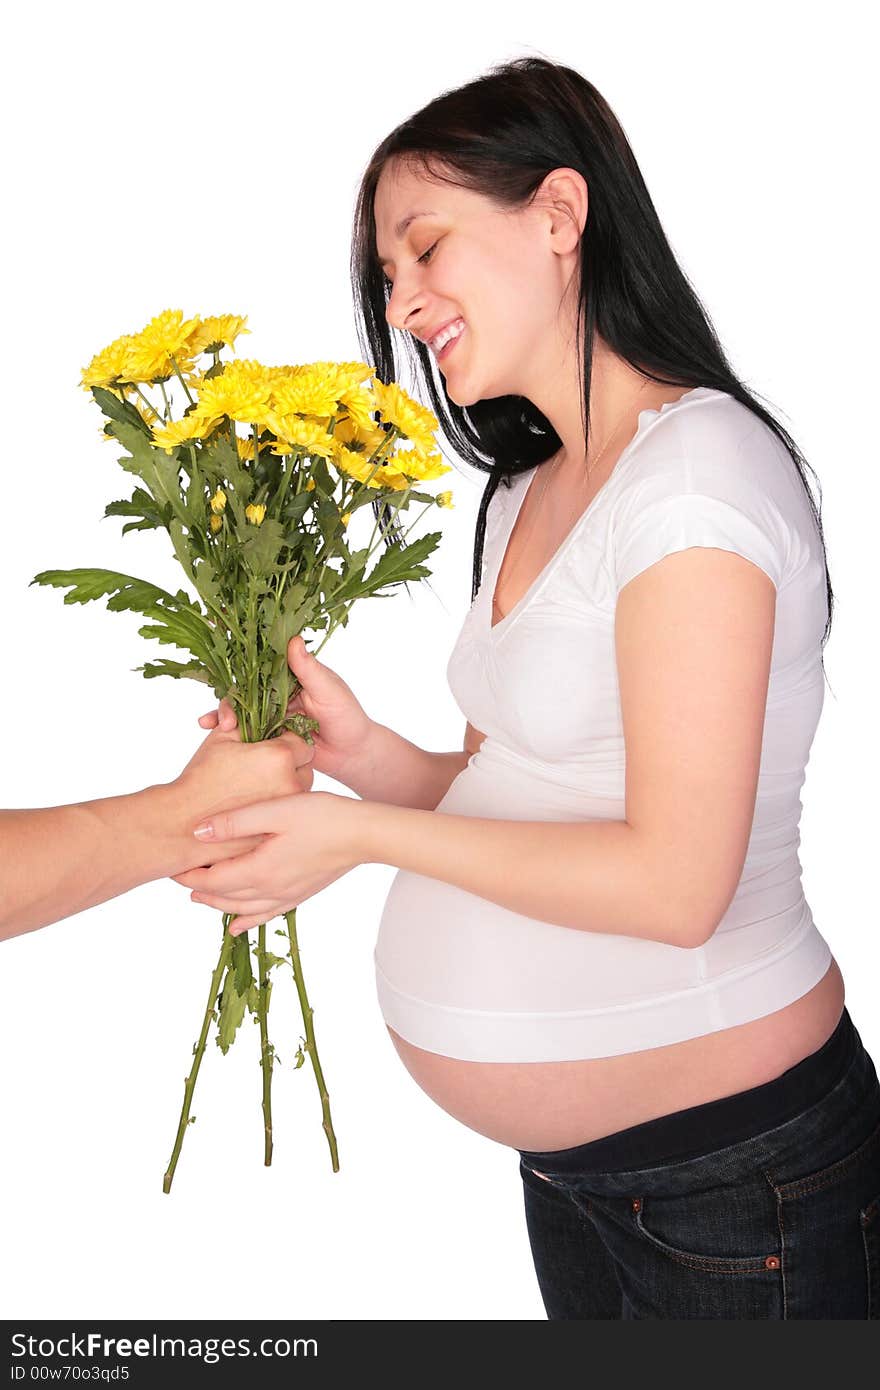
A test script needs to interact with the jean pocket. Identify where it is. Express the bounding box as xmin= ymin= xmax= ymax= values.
xmin=629 ymin=1181 xmax=782 ymax=1275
